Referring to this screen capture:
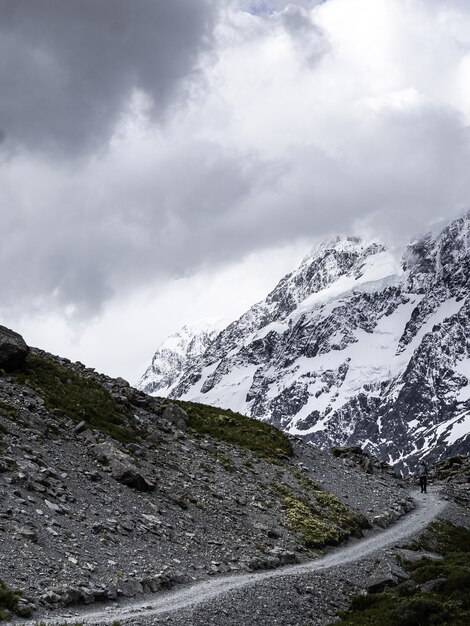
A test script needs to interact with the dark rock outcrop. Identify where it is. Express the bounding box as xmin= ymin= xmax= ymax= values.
xmin=0 ymin=325 xmax=29 ymax=371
